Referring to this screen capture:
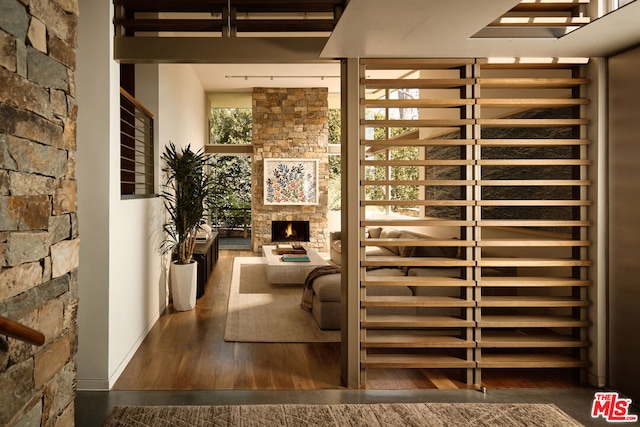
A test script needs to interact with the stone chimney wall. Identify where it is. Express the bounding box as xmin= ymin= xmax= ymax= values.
xmin=252 ymin=88 xmax=329 ymax=252
xmin=0 ymin=0 xmax=79 ymax=425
